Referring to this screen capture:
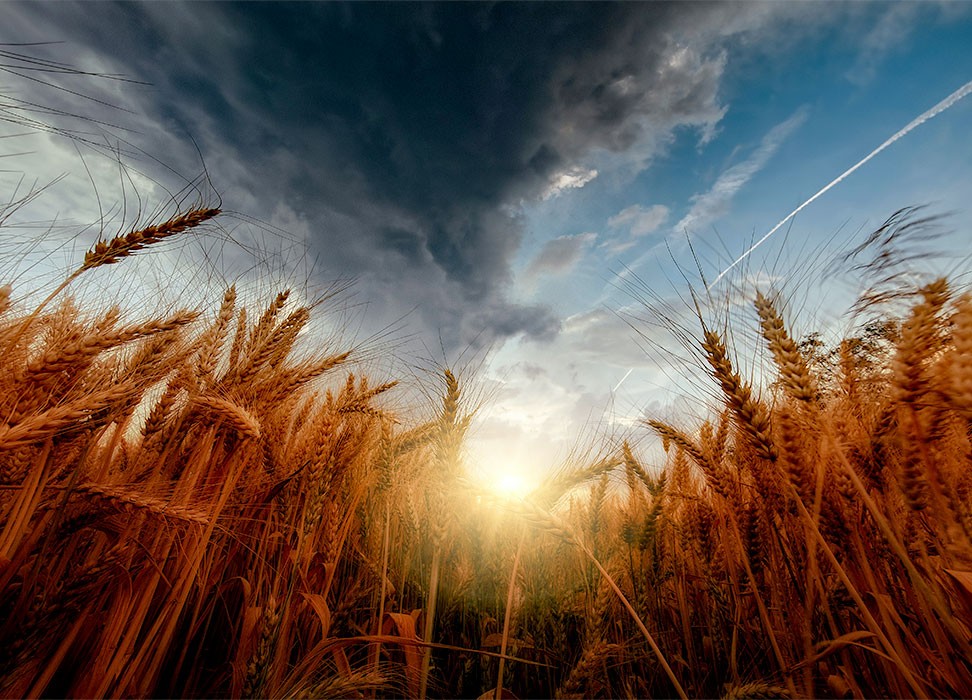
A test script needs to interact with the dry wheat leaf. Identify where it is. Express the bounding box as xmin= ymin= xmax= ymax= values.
xmin=381 ymin=611 xmax=423 ymax=698
xmin=943 ymin=568 xmax=972 ymax=612
xmin=302 ymin=592 xmax=331 ymax=638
